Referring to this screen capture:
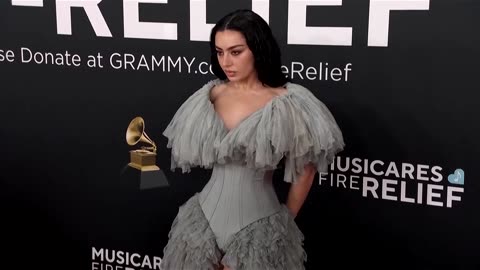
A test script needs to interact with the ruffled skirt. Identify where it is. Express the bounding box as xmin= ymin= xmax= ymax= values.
xmin=160 ymin=194 xmax=307 ymax=270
